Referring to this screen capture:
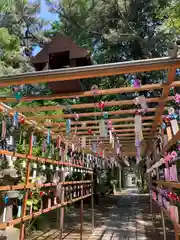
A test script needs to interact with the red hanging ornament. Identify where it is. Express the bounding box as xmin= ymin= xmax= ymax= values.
xmin=40 ymin=191 xmax=45 ymax=197
xmin=19 ymin=117 xmax=25 ymax=124
xmin=164 ymin=116 xmax=170 ymax=124
xmin=98 ymin=101 xmax=105 ymax=111
xmin=135 ymin=109 xmax=141 ymax=115
xmin=29 ymin=192 xmax=33 ymax=198
xmin=0 ymin=106 xmax=3 ymax=112
xmin=88 ymin=129 xmax=92 ymax=135
xmin=100 ymin=151 xmax=103 ymax=157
